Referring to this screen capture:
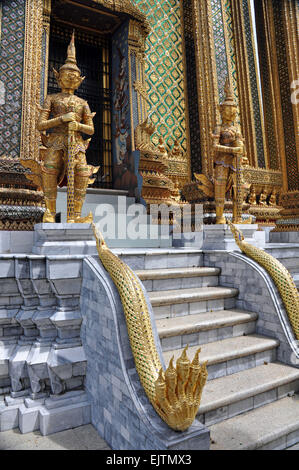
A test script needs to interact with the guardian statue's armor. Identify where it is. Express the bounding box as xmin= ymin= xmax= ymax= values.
xmin=21 ymin=32 xmax=98 ymax=223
